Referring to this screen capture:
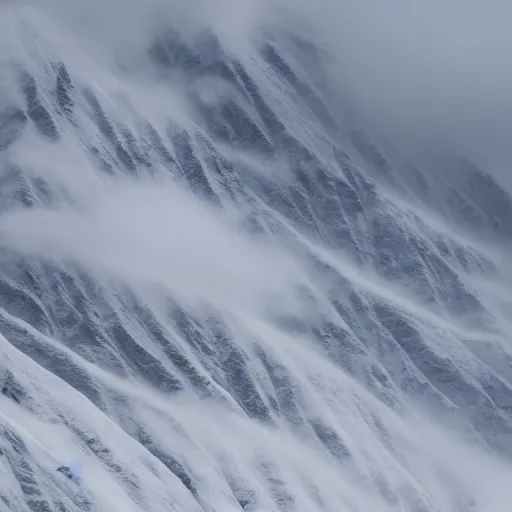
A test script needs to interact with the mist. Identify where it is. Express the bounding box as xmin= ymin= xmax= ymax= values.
xmin=0 ymin=174 xmax=308 ymax=318
xmin=288 ymin=0 xmax=512 ymax=177
xmin=15 ymin=0 xmax=511 ymax=176
xmin=1 ymin=0 xmax=512 ymax=511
